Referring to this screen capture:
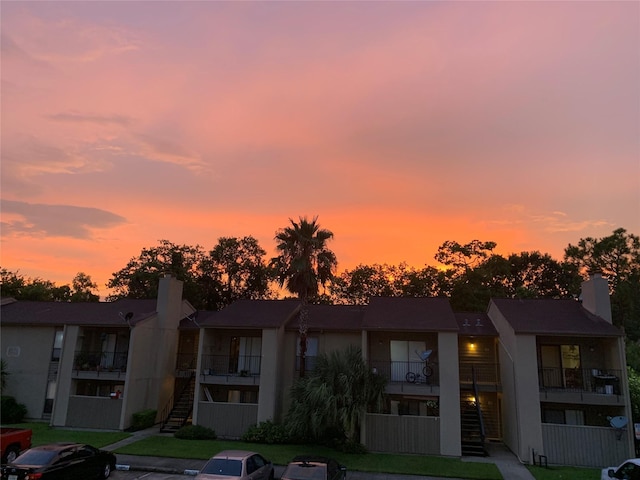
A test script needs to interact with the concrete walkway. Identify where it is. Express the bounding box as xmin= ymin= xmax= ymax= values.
xmin=106 ymin=427 xmax=535 ymax=480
